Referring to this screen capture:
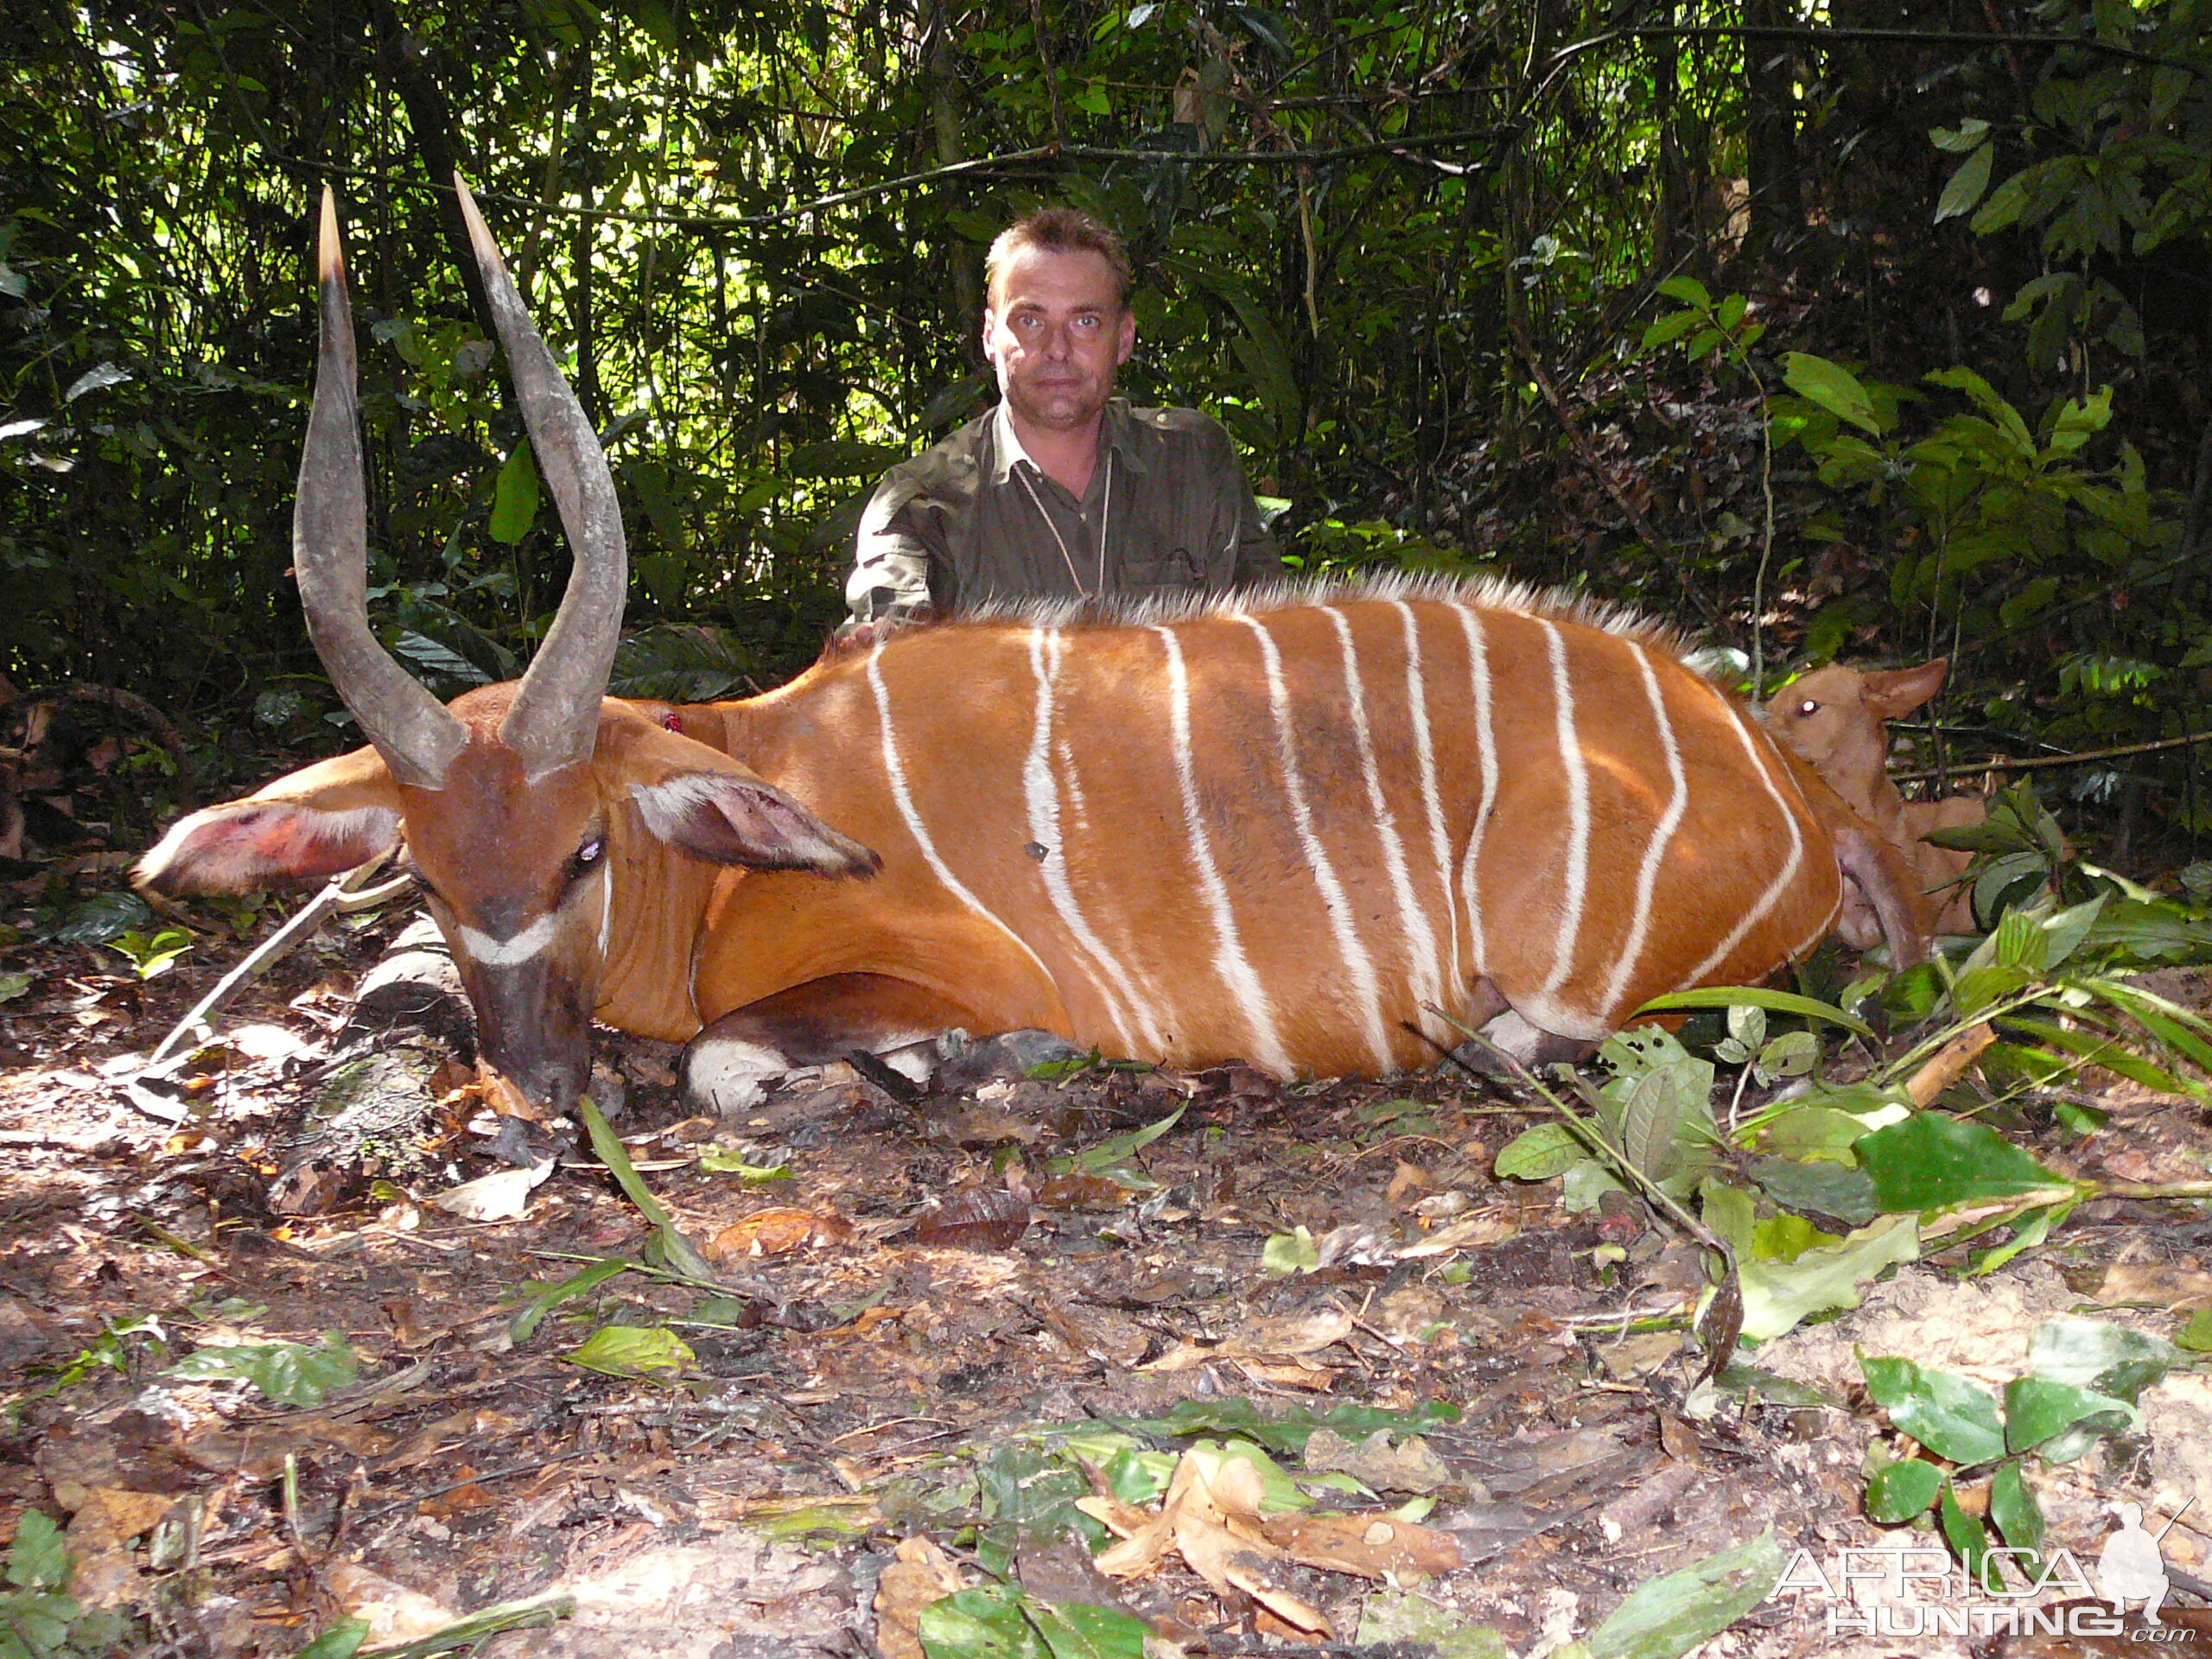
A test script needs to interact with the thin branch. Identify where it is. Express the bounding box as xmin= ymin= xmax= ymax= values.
xmin=1891 ymin=728 xmax=2212 ymax=785
xmin=281 ymin=127 xmax=1504 ymax=234
xmin=1546 ymin=24 xmax=2184 ymax=76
